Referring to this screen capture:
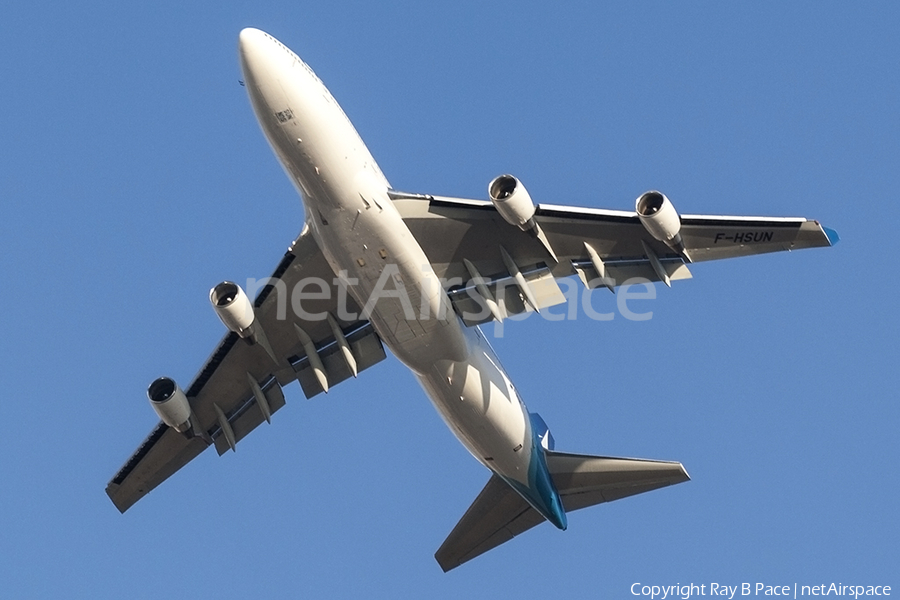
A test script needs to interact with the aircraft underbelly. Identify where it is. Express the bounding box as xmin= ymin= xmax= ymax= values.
xmin=244 ymin=42 xmax=468 ymax=367
xmin=309 ymin=198 xmax=534 ymax=482
xmin=244 ymin=31 xmax=535 ymax=487
xmin=310 ymin=203 xmax=534 ymax=484
xmin=417 ymin=334 xmax=533 ymax=485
